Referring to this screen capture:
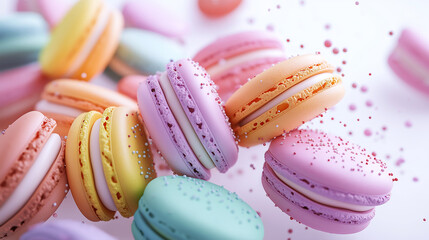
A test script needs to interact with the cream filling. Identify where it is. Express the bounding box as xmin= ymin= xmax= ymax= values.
xmin=392 ymin=46 xmax=429 ymax=85
xmin=35 ymin=100 xmax=84 ymax=118
xmin=207 ymin=49 xmax=285 ymax=78
xmin=64 ymin=5 xmax=110 ymax=78
xmin=89 ymin=119 xmax=117 ymax=211
xmin=240 ymin=72 xmax=334 ymax=127
xmin=109 ymin=57 xmax=142 ymax=76
xmin=158 ymin=72 xmax=215 ymax=169
xmin=273 ymin=169 xmax=374 ymax=212
xmin=0 ymin=134 xmax=61 ymax=225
